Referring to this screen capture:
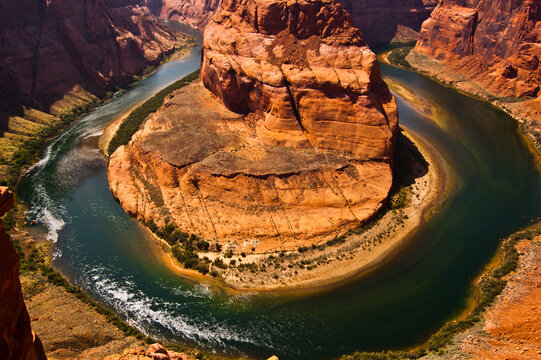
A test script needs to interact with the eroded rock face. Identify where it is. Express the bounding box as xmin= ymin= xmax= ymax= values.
xmin=109 ymin=0 xmax=398 ymax=250
xmin=0 ymin=187 xmax=46 ymax=360
xmin=109 ymin=84 xmax=394 ymax=249
xmin=340 ymin=0 xmax=437 ymax=46
xmin=201 ymin=0 xmax=398 ymax=159
xmin=414 ymin=0 xmax=541 ymax=100
xmin=0 ymin=0 xmax=180 ymax=113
